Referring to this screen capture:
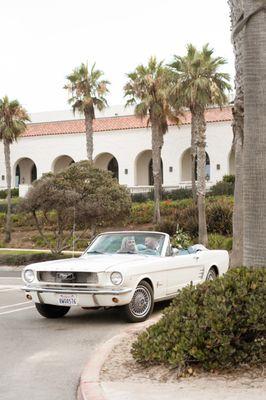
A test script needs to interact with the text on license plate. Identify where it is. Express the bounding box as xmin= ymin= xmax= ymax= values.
xmin=58 ymin=294 xmax=78 ymax=306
